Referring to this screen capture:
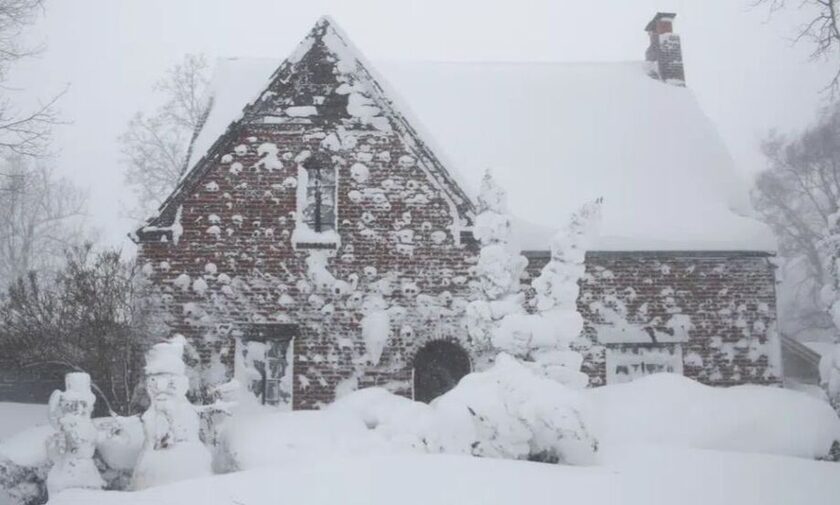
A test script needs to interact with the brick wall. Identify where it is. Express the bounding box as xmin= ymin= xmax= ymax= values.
xmin=137 ymin=23 xmax=478 ymax=409
xmin=525 ymin=251 xmax=781 ymax=387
